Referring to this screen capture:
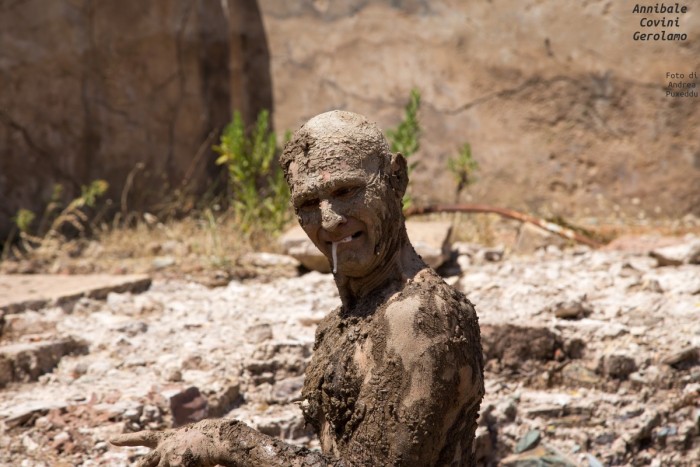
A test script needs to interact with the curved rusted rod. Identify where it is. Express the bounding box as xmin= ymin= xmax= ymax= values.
xmin=404 ymin=203 xmax=602 ymax=248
